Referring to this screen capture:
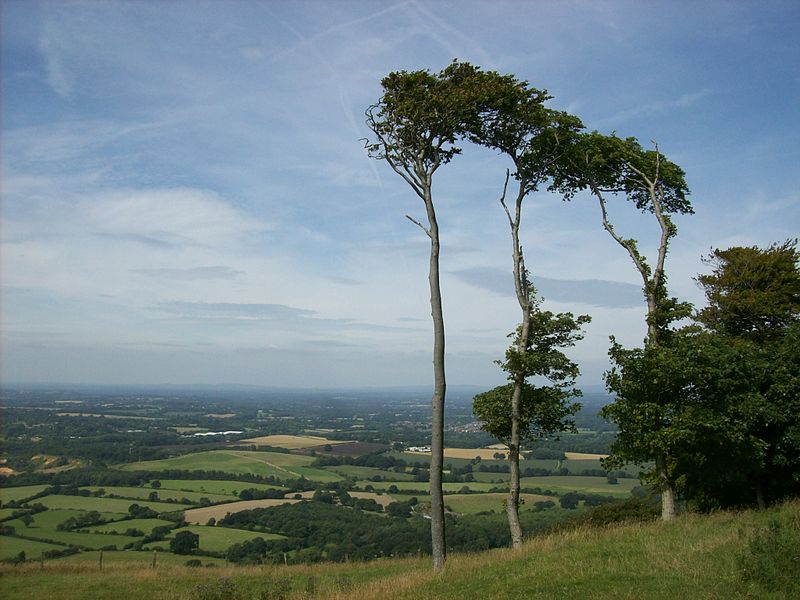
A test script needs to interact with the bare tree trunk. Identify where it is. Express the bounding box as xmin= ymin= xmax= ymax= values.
xmin=502 ymin=175 xmax=529 ymax=549
xmin=507 ymin=378 xmax=524 ymax=548
xmin=656 ymin=454 xmax=676 ymax=520
xmin=424 ymin=188 xmax=447 ymax=572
